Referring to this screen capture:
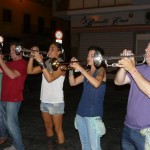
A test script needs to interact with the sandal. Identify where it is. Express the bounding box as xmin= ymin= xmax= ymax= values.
xmin=0 ymin=138 xmax=7 ymax=144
